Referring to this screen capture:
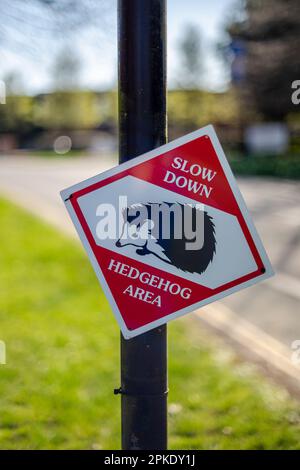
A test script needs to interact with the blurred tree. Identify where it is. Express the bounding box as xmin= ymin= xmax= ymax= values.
xmin=227 ymin=0 xmax=300 ymax=120
xmin=173 ymin=24 xmax=203 ymax=134
xmin=52 ymin=47 xmax=81 ymax=91
xmin=33 ymin=91 xmax=117 ymax=130
xmin=168 ymin=89 xmax=239 ymax=138
xmin=0 ymin=0 xmax=112 ymax=52
xmin=0 ymin=69 xmax=30 ymax=135
xmin=177 ymin=24 xmax=203 ymax=89
xmin=0 ymin=1 xmax=114 ymax=136
xmin=0 ymin=94 xmax=33 ymax=134
xmin=2 ymin=70 xmax=24 ymax=94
